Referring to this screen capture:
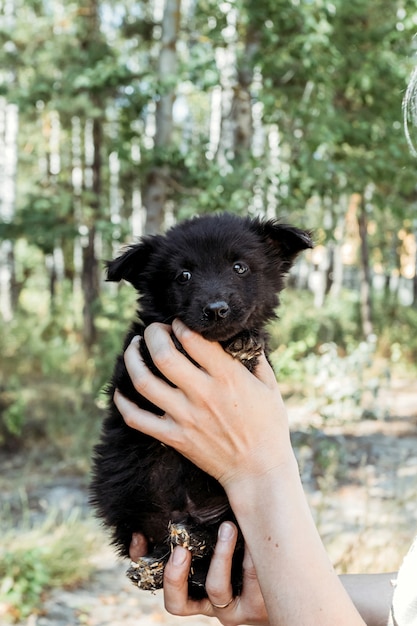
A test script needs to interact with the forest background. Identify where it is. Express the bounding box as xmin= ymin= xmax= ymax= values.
xmin=1 ymin=0 xmax=417 ymax=622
